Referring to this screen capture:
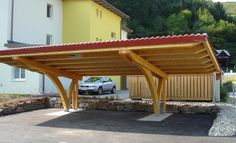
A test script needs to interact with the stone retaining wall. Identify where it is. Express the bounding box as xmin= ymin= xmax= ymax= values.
xmin=0 ymin=96 xmax=220 ymax=116
xmin=0 ymin=97 xmax=49 ymax=116
xmin=50 ymin=96 xmax=220 ymax=114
